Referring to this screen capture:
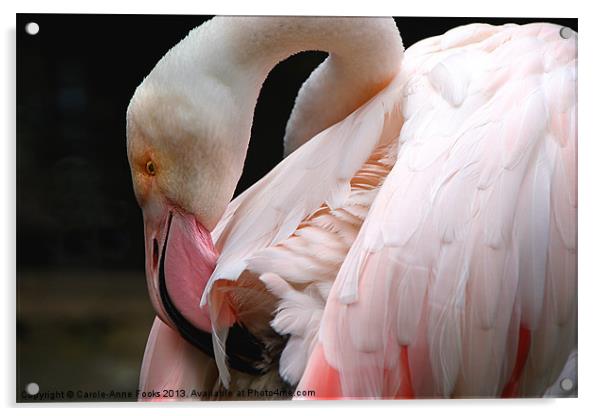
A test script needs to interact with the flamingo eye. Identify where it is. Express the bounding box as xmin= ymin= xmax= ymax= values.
xmin=145 ymin=160 xmax=156 ymax=176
